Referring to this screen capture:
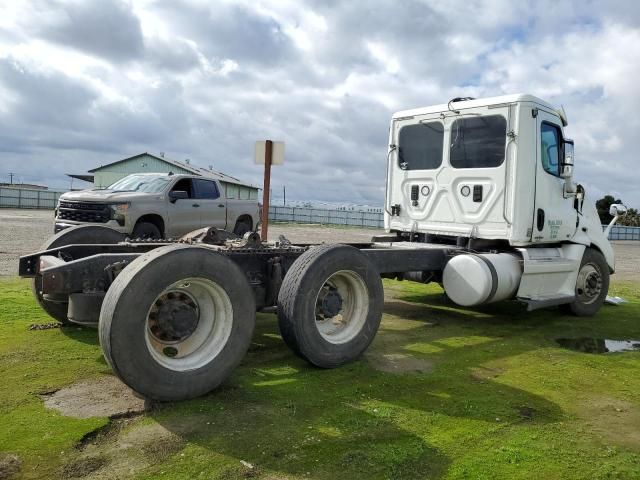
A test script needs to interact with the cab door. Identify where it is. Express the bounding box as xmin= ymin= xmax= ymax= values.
xmin=166 ymin=178 xmax=201 ymax=237
xmin=532 ymin=110 xmax=577 ymax=243
xmin=193 ymin=179 xmax=226 ymax=229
